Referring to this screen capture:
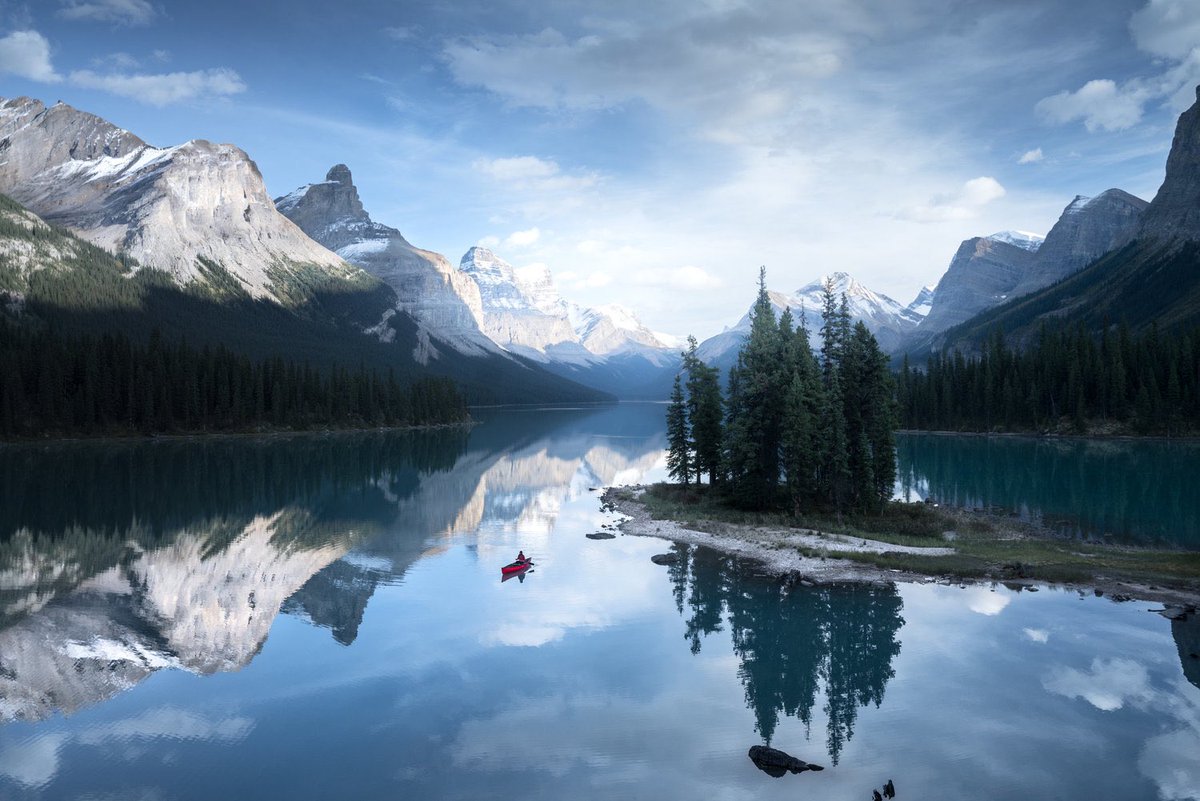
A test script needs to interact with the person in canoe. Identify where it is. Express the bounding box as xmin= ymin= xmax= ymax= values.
xmin=516 ymin=550 xmax=527 ymax=564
